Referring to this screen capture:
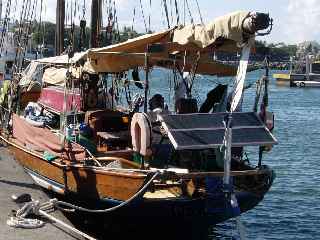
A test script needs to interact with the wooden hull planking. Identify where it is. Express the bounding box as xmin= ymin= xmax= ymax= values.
xmin=6 ymin=140 xmax=147 ymax=201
